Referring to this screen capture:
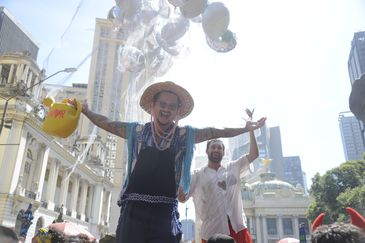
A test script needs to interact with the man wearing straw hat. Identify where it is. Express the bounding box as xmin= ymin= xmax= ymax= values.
xmin=78 ymin=81 xmax=266 ymax=243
